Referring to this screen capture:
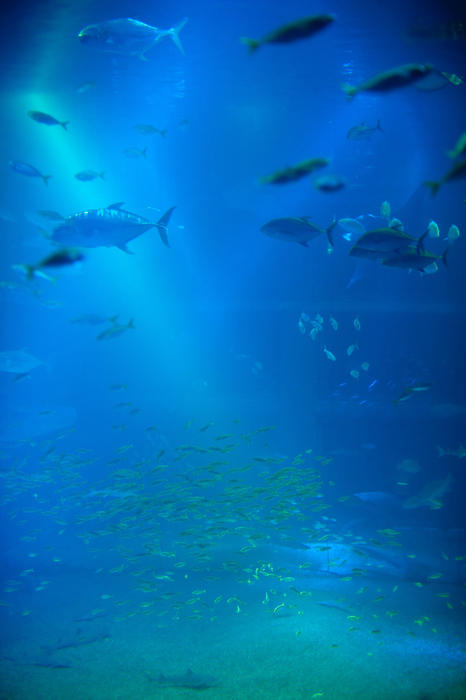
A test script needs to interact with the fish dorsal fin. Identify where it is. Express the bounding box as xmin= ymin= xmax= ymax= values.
xmin=107 ymin=202 xmax=125 ymax=210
